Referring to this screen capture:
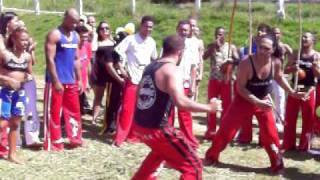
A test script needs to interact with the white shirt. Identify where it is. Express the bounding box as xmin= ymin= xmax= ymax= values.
xmin=178 ymin=37 xmax=199 ymax=87
xmin=115 ymin=33 xmax=157 ymax=84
